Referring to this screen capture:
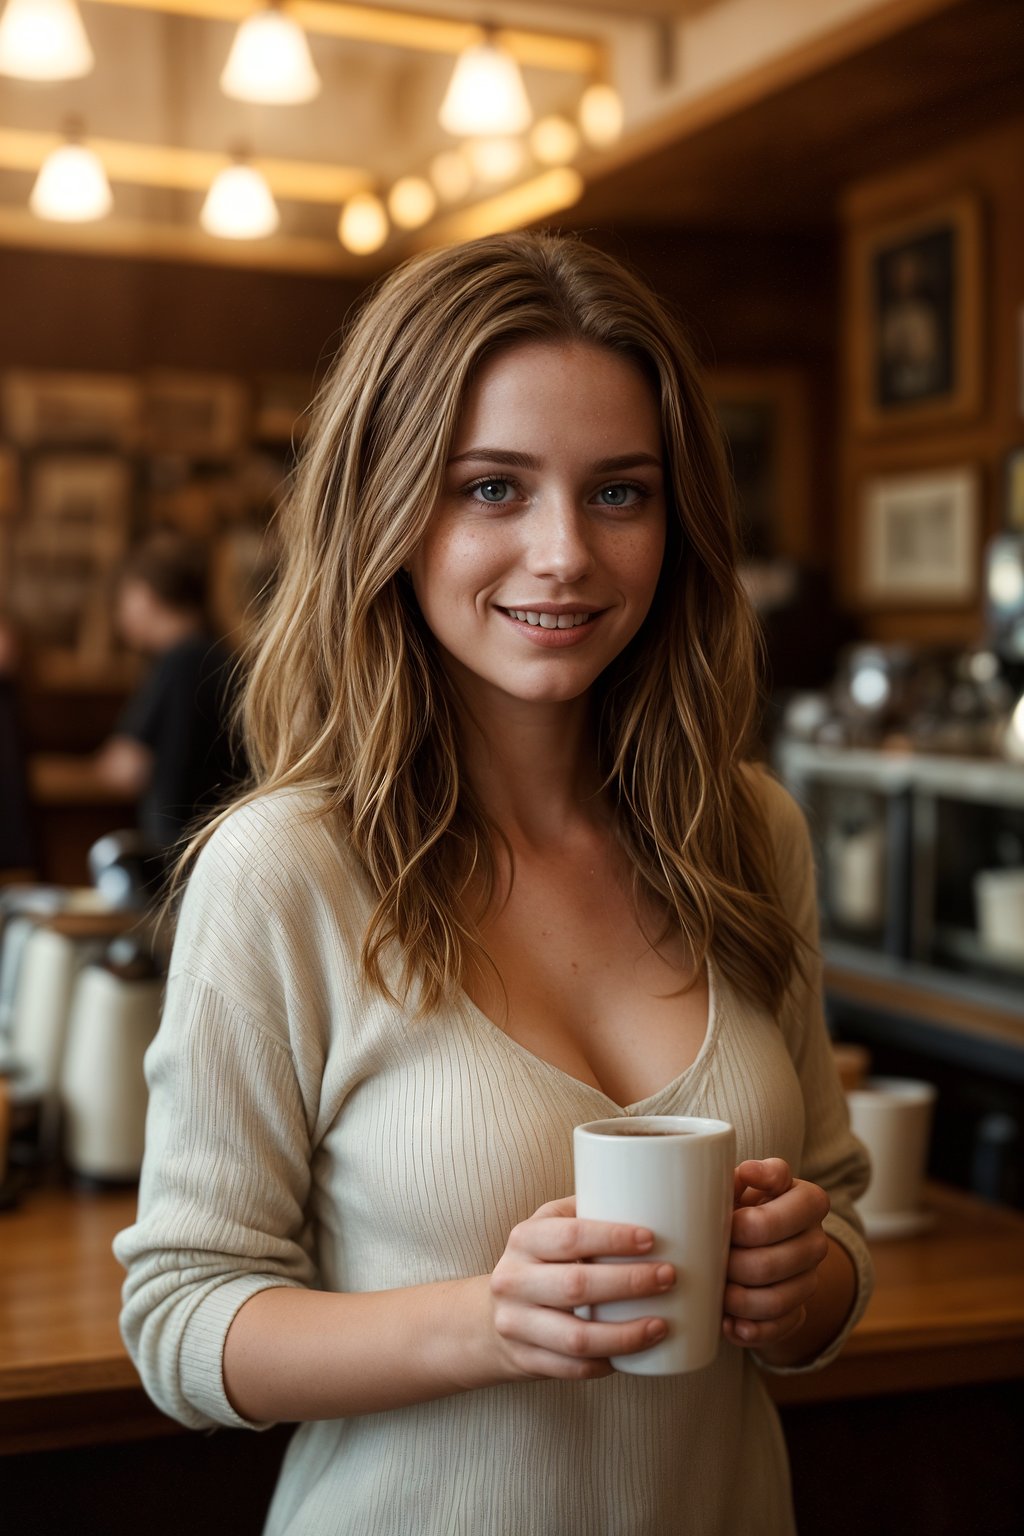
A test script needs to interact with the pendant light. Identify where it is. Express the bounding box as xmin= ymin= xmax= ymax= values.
xmin=338 ymin=192 xmax=388 ymax=256
xmin=387 ymin=177 xmax=436 ymax=231
xmin=439 ymin=31 xmax=531 ymax=138
xmin=529 ymin=116 xmax=580 ymax=167
xmin=30 ymin=129 xmax=111 ymax=222
xmin=221 ymin=1 xmax=320 ymax=104
xmin=0 ymin=0 xmax=93 ymax=81
xmin=200 ymin=161 xmax=280 ymax=240
xmin=578 ymin=83 xmax=624 ymax=147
